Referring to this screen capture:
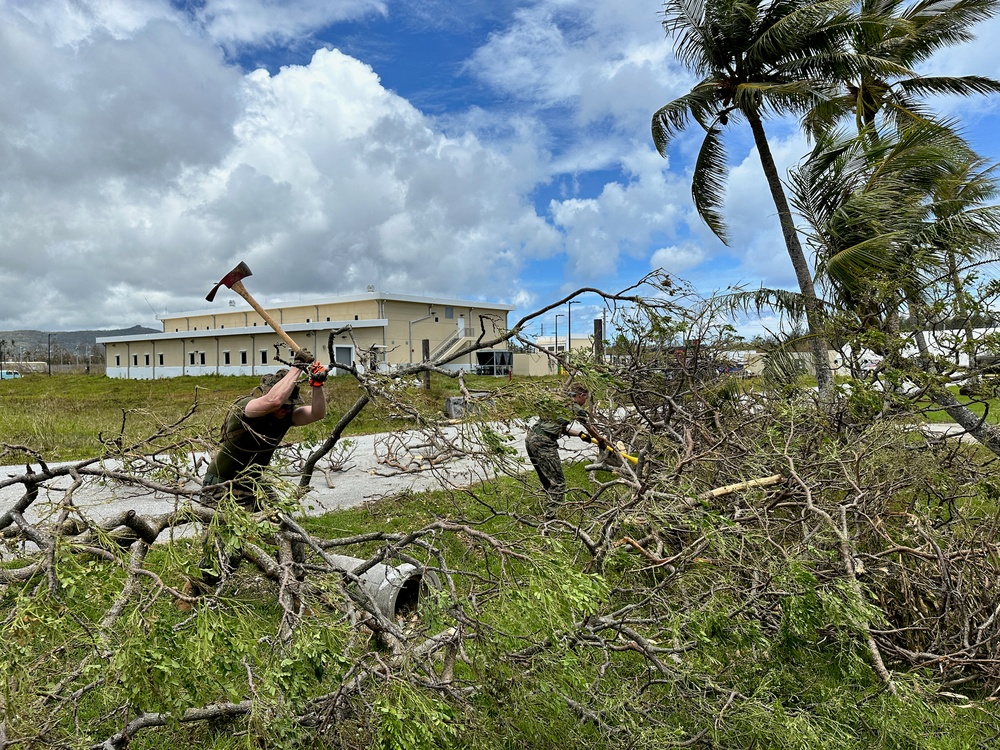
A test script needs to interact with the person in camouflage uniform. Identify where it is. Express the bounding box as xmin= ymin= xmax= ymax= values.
xmin=177 ymin=355 xmax=328 ymax=610
xmin=525 ymin=382 xmax=608 ymax=513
